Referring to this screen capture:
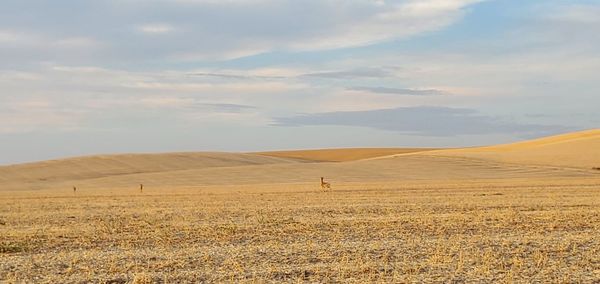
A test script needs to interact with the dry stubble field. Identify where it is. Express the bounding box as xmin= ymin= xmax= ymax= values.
xmin=2 ymin=179 xmax=600 ymax=283
xmin=2 ymin=130 xmax=599 ymax=283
